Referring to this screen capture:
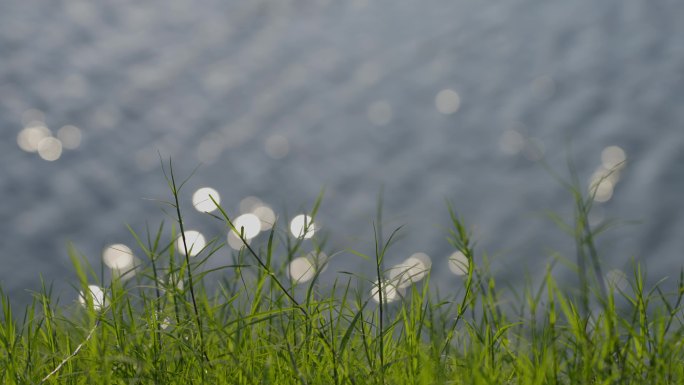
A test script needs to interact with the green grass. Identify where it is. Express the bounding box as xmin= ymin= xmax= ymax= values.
xmin=1 ymin=160 xmax=683 ymax=384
